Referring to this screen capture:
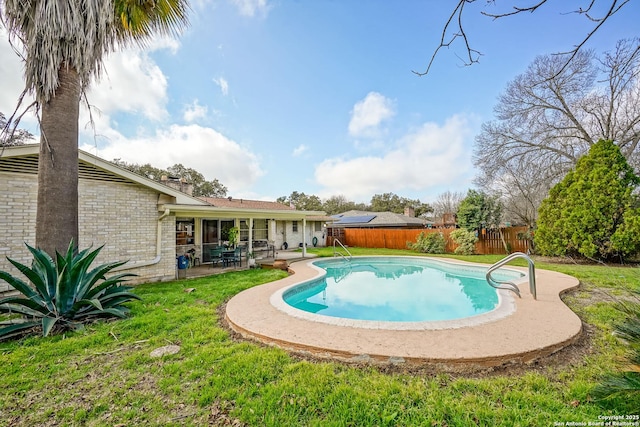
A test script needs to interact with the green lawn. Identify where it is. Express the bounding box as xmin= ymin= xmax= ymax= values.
xmin=1 ymin=248 xmax=639 ymax=426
